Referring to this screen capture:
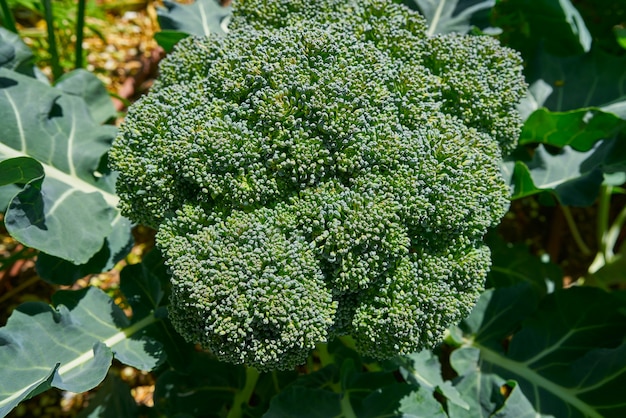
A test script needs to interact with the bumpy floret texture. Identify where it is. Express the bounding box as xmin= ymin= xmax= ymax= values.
xmin=109 ymin=0 xmax=526 ymax=370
